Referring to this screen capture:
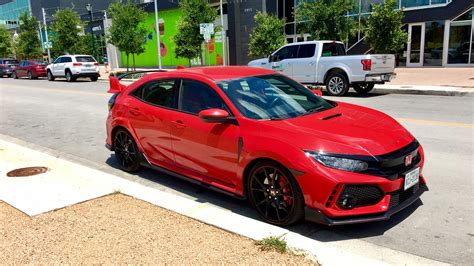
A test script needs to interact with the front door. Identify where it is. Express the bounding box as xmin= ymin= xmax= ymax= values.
xmin=407 ymin=23 xmax=425 ymax=67
xmin=170 ymin=79 xmax=239 ymax=189
xmin=270 ymin=45 xmax=298 ymax=78
xmin=292 ymin=43 xmax=317 ymax=83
